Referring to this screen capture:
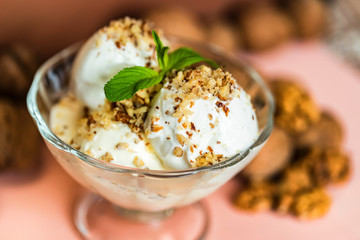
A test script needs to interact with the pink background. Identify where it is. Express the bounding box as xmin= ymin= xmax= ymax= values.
xmin=0 ymin=40 xmax=359 ymax=239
